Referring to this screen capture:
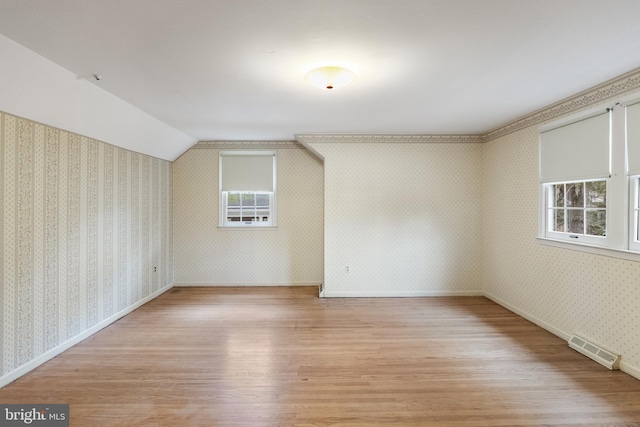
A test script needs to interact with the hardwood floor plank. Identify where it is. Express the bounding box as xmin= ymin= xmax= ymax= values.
xmin=1 ymin=287 xmax=639 ymax=426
